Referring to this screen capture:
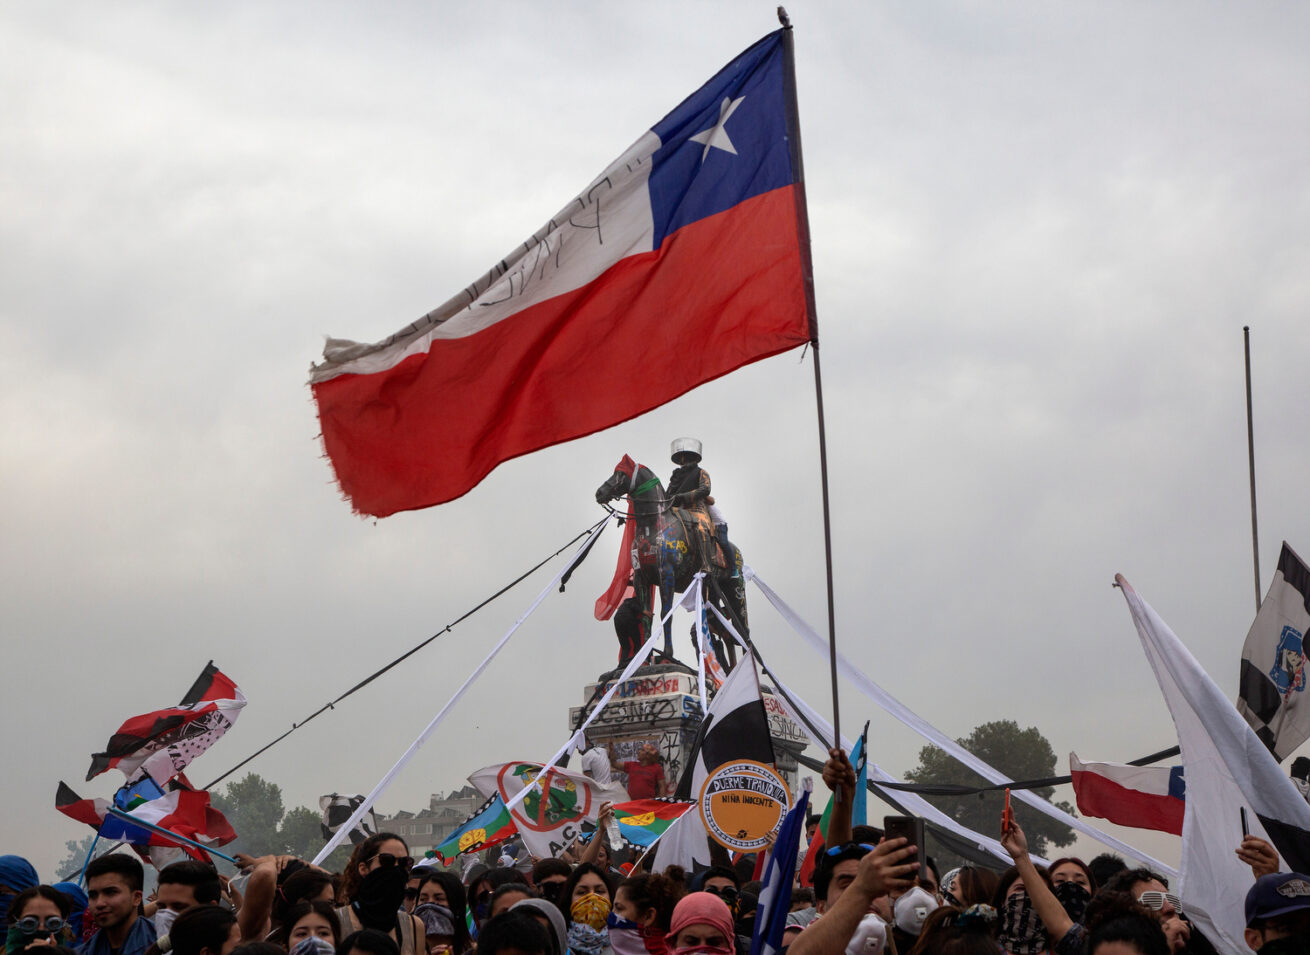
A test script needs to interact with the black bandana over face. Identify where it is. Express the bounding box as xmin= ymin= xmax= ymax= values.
xmin=353 ymin=864 xmax=409 ymax=930
xmin=999 ymin=890 xmax=1048 ymax=955
xmin=1053 ymin=881 xmax=1091 ymax=924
